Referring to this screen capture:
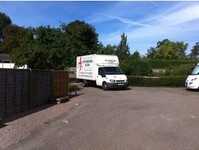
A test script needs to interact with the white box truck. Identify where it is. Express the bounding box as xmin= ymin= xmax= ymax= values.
xmin=185 ymin=63 xmax=199 ymax=89
xmin=76 ymin=54 xmax=128 ymax=90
